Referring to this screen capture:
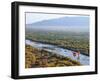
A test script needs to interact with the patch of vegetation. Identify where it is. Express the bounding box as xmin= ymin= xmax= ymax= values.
xmin=26 ymin=30 xmax=89 ymax=55
xmin=25 ymin=45 xmax=81 ymax=68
